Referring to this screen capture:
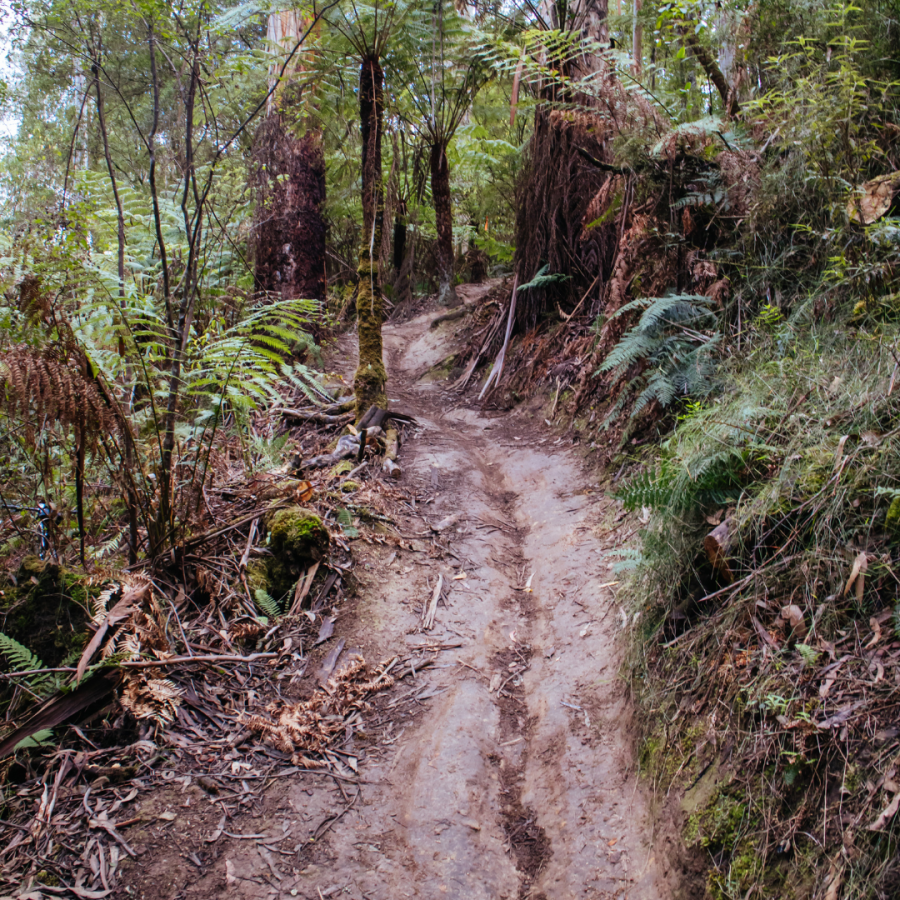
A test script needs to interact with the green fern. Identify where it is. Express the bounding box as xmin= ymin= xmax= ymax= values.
xmin=603 ymin=547 xmax=644 ymax=574
xmin=336 ymin=507 xmax=359 ymax=538
xmin=796 ymin=643 xmax=820 ymax=667
xmin=597 ymin=293 xmax=721 ymax=431
xmin=0 ymin=632 xmax=53 ymax=694
xmin=14 ymin=728 xmax=55 ymax=751
xmin=254 ymin=589 xmax=282 ymax=619
xmin=616 ymin=447 xmax=750 ymax=513
xmin=518 ymin=264 xmax=571 ymax=292
xmin=615 ymin=469 xmax=677 ymax=511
